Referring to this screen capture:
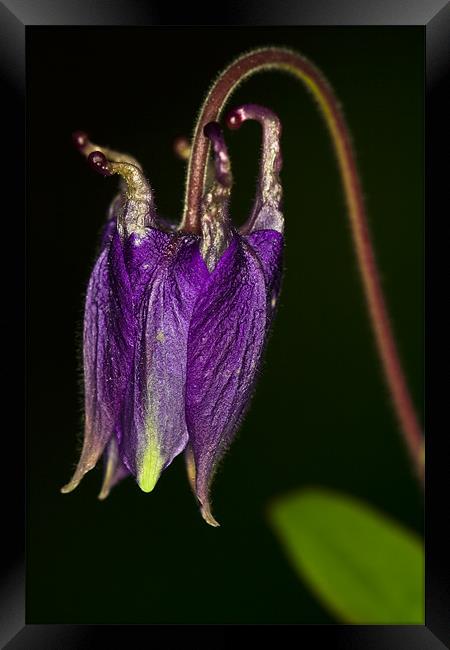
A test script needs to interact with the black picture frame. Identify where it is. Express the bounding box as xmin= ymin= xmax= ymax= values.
xmin=1 ymin=1 xmax=448 ymax=647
